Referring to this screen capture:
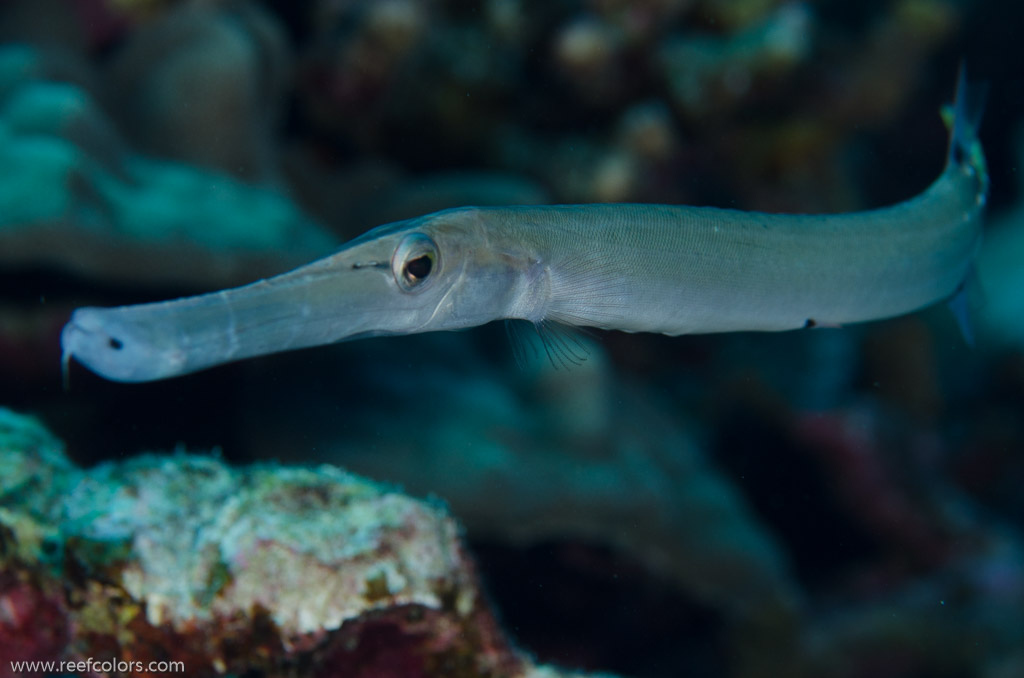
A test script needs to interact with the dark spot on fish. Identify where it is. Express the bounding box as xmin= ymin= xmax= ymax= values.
xmin=108 ymin=337 xmax=124 ymax=350
xmin=804 ymin=318 xmax=816 ymax=329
